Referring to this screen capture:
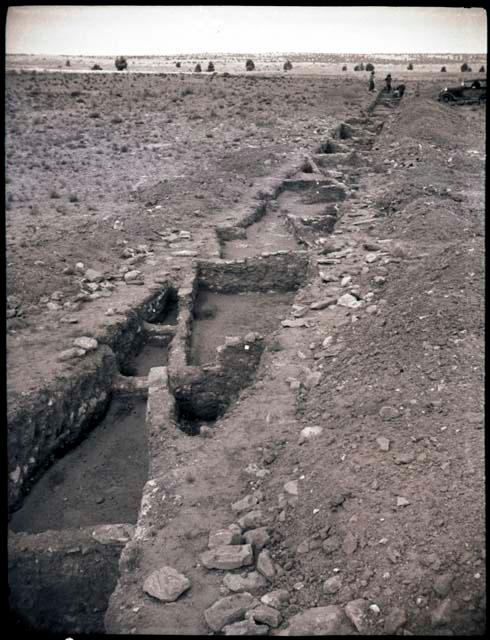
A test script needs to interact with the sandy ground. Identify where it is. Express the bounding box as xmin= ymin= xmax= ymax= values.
xmin=6 ymin=54 xmax=485 ymax=634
